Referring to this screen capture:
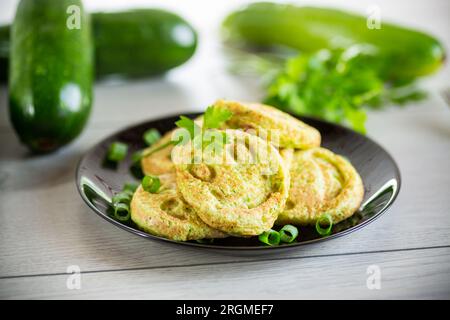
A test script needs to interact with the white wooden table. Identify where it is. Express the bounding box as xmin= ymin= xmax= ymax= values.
xmin=0 ymin=0 xmax=449 ymax=299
